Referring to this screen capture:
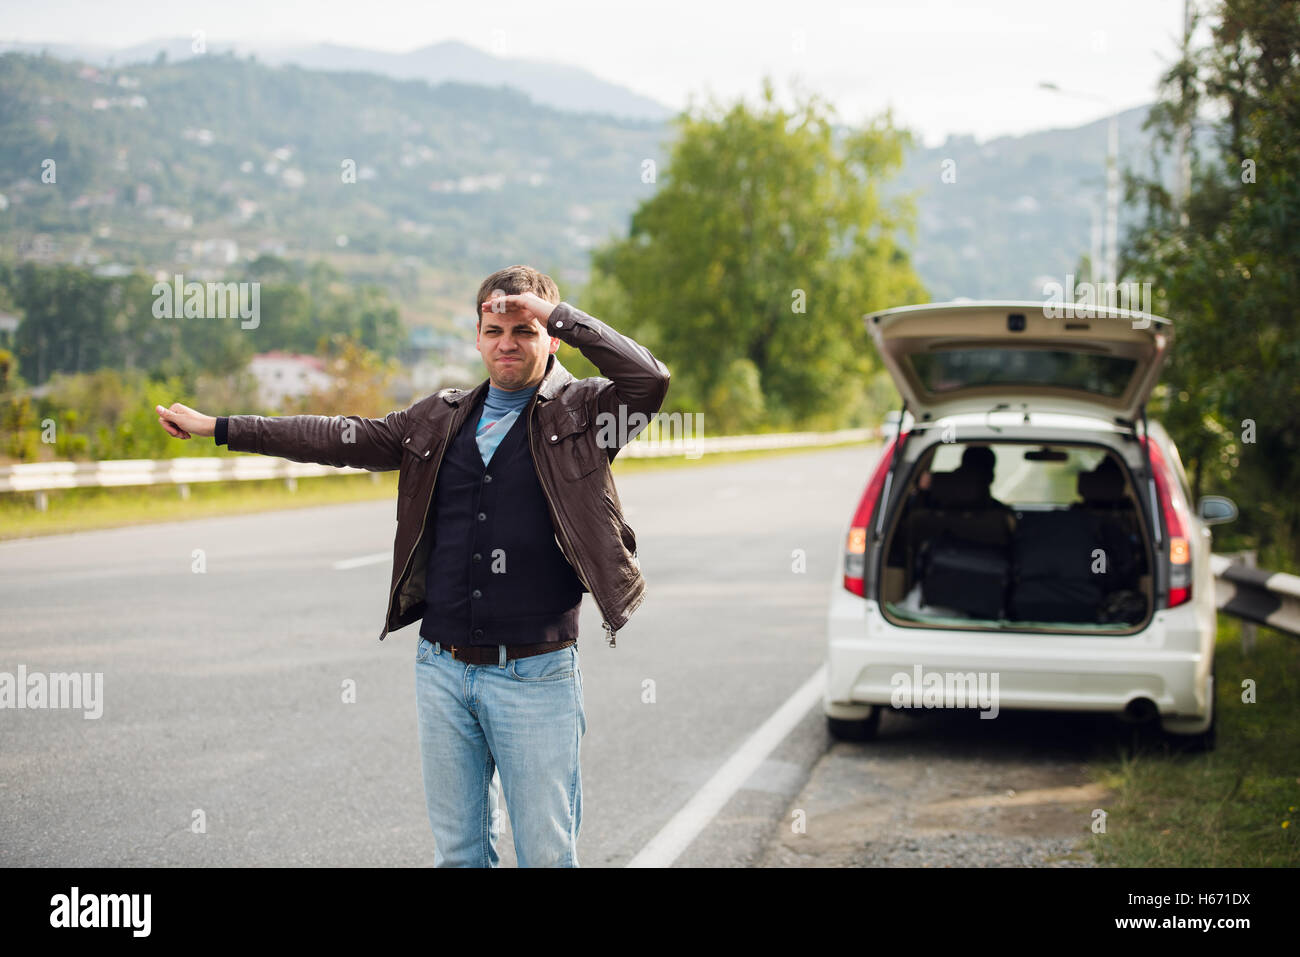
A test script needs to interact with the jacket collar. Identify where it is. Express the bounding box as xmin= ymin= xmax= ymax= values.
xmin=441 ymin=353 xmax=573 ymax=406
